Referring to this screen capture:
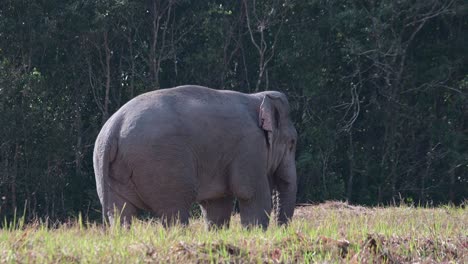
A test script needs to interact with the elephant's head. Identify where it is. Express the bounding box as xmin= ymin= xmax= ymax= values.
xmin=258 ymin=92 xmax=298 ymax=225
